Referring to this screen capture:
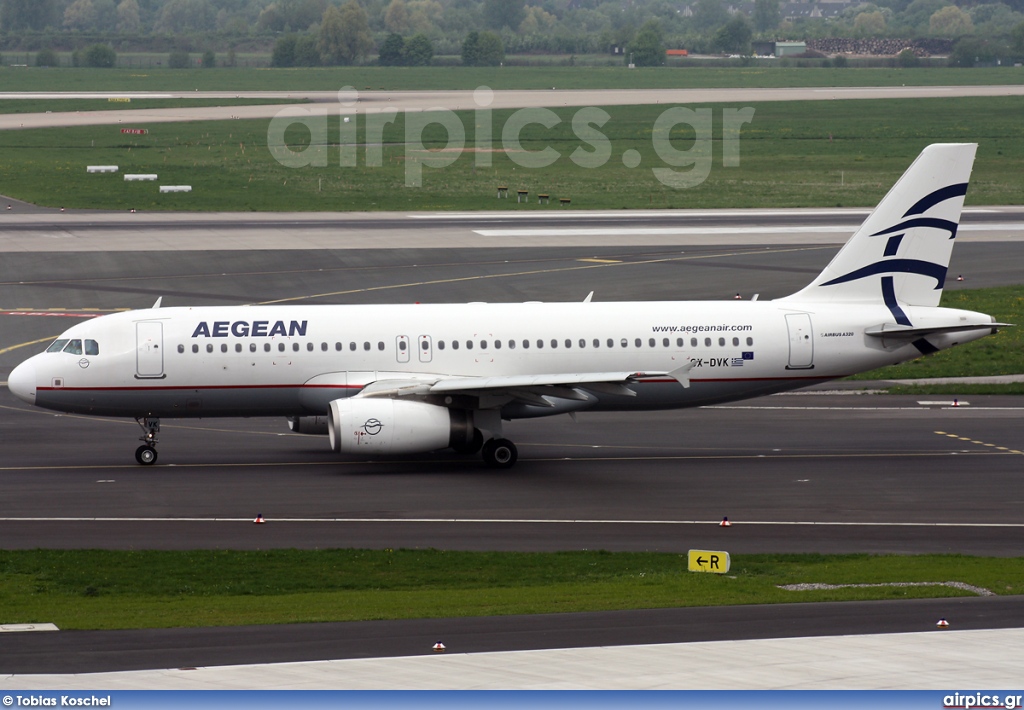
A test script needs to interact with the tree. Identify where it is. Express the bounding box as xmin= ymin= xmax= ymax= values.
xmin=83 ymin=43 xmax=116 ymax=67
xmin=202 ymin=49 xmax=216 ymax=67
xmin=115 ymin=0 xmax=140 ymax=33
xmin=36 ymin=48 xmax=59 ymax=66
xmin=628 ymin=20 xmax=665 ymax=66
xmin=714 ymin=14 xmax=753 ymax=54
xmin=1012 ymin=20 xmax=1024 ymax=54
xmin=896 ymin=48 xmax=920 ymax=66
xmin=318 ymin=1 xmax=373 ymax=65
xmin=1 ymin=0 xmax=60 ymax=31
xmin=378 ymin=32 xmax=405 ymax=65
xmin=384 ymin=0 xmax=410 ymax=34
xmin=462 ymin=30 xmax=504 ymax=66
xmin=482 ymin=0 xmax=524 ymax=30
xmin=753 ymin=0 xmax=781 ymax=32
xmin=168 ymin=50 xmax=191 ymax=68
xmin=272 ymin=35 xmax=296 ymax=67
xmin=853 ymin=10 xmax=887 ymax=36
xmin=63 ymin=0 xmax=97 ymax=30
xmin=403 ymin=33 xmax=434 ymax=66
xmin=294 ymin=34 xmax=320 ymax=66
xmin=929 ymin=5 xmax=973 ymax=35
xmin=691 ymin=0 xmax=730 ymax=32
xmin=155 ymin=0 xmax=215 ymax=33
